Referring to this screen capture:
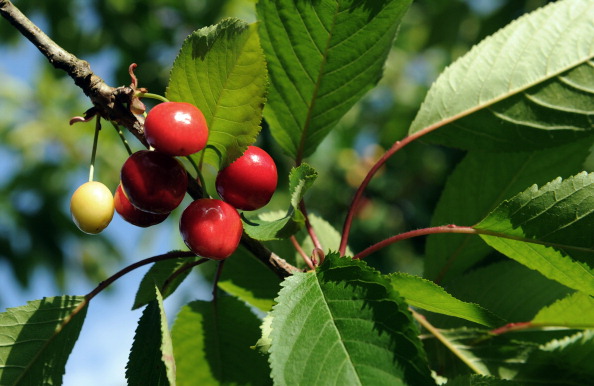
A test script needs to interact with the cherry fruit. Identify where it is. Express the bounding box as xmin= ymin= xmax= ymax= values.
xmin=215 ymin=146 xmax=278 ymax=211
xmin=179 ymin=198 xmax=243 ymax=260
xmin=144 ymin=102 xmax=208 ymax=156
xmin=114 ymin=184 xmax=169 ymax=227
xmin=120 ymin=150 xmax=188 ymax=214
xmin=70 ymin=181 xmax=115 ymax=234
